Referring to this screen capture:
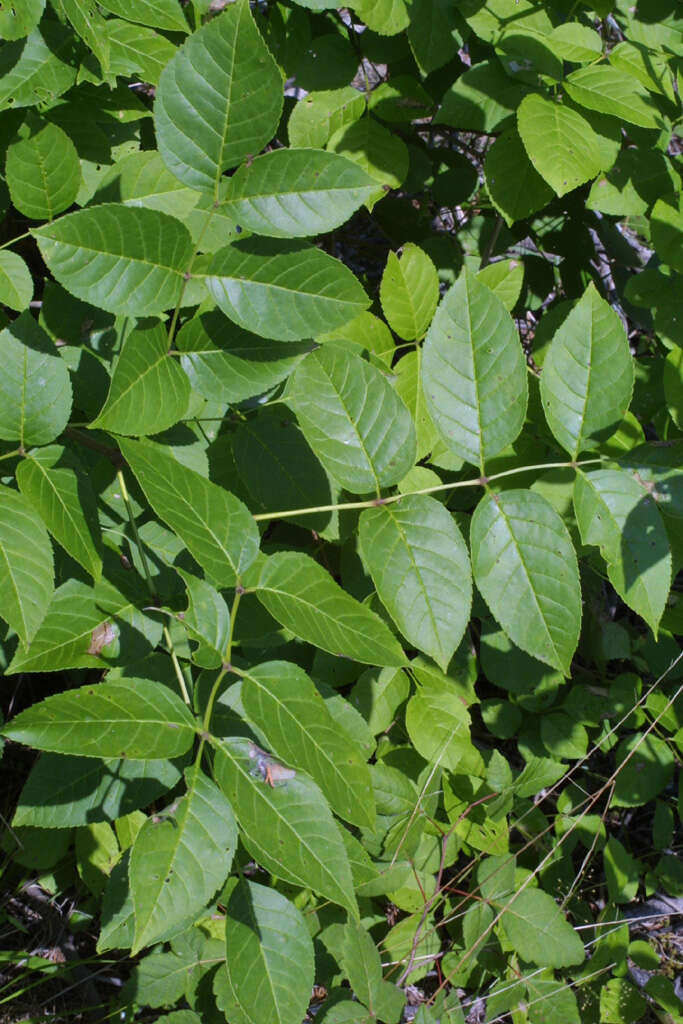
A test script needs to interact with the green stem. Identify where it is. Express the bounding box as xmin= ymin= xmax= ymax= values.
xmin=167 ymin=205 xmax=216 ymax=345
xmin=252 ymin=458 xmax=602 ymax=523
xmin=0 ymin=231 xmax=31 ymax=251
